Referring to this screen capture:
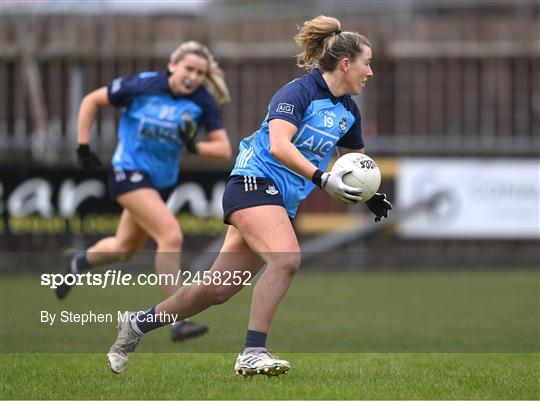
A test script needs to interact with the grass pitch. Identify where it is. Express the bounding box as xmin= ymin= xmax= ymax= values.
xmin=1 ymin=270 xmax=539 ymax=399
xmin=1 ymin=353 xmax=538 ymax=399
